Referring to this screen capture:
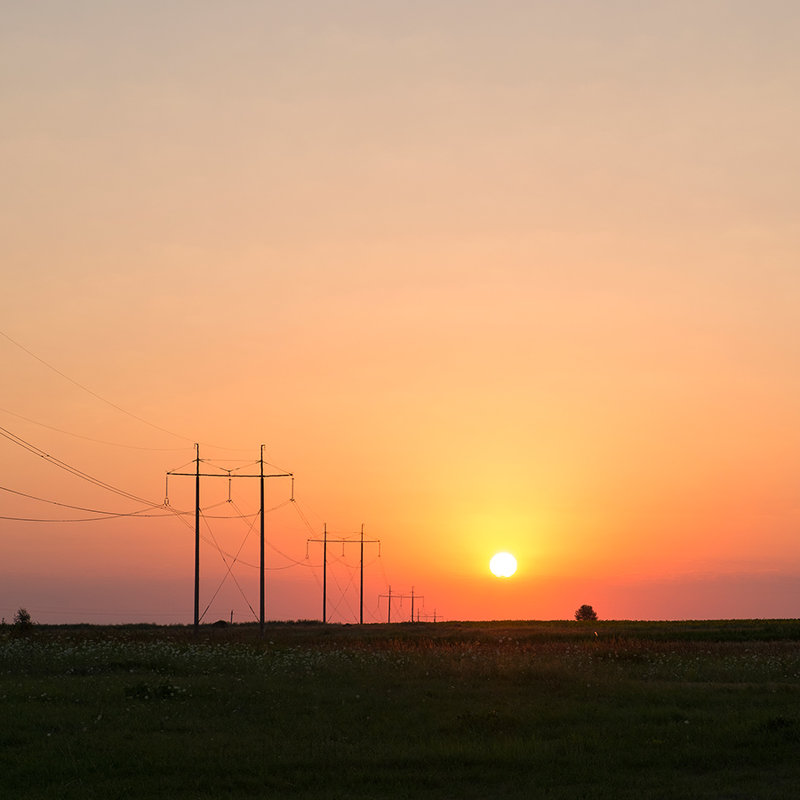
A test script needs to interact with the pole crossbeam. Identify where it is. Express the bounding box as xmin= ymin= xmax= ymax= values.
xmin=307 ymin=523 xmax=379 ymax=624
xmin=167 ymin=445 xmax=293 ymax=636
xmin=167 ymin=473 xmax=291 ymax=478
